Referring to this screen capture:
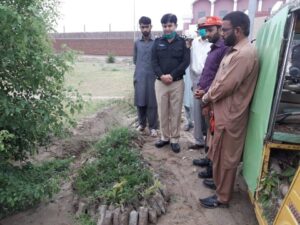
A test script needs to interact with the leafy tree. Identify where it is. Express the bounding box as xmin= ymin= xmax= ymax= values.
xmin=0 ymin=0 xmax=82 ymax=160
